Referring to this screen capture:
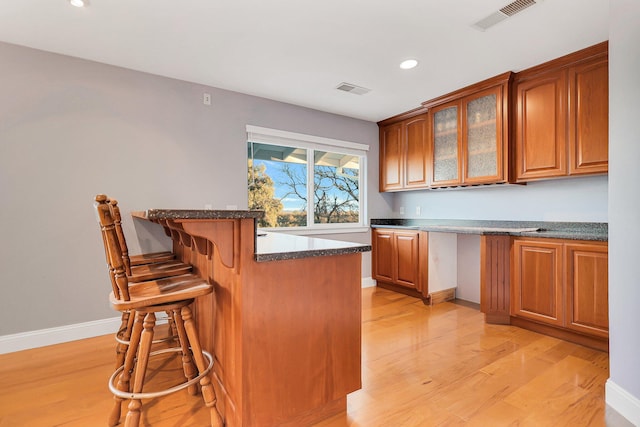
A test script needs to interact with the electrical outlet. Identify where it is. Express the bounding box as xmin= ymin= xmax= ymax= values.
xmin=204 ymin=204 xmax=213 ymax=210
xmin=416 ymin=206 xmax=421 ymax=215
xmin=399 ymin=206 xmax=405 ymax=215
xmin=203 ymin=93 xmax=211 ymax=106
